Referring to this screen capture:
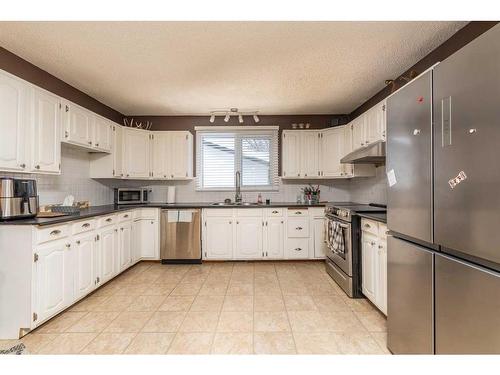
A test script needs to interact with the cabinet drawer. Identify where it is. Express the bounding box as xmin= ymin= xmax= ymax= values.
xmin=236 ymin=208 xmax=262 ymax=217
xmin=265 ymin=208 xmax=283 ymax=217
xmin=97 ymin=214 xmax=117 ymax=227
xmin=35 ymin=224 xmax=70 ymax=244
xmin=361 ymin=219 xmax=379 ymax=236
xmin=287 ymin=208 xmax=309 ymax=217
xmin=118 ymin=211 xmax=133 ymax=222
xmin=204 ymin=208 xmax=233 ymax=217
xmin=287 ymin=218 xmax=309 ymax=238
xmin=71 ymin=219 xmax=96 ymax=235
xmin=286 ymin=238 xmax=309 ymax=259
xmin=309 ymin=207 xmax=325 ymax=217
xmin=133 ymin=208 xmax=158 ymax=219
